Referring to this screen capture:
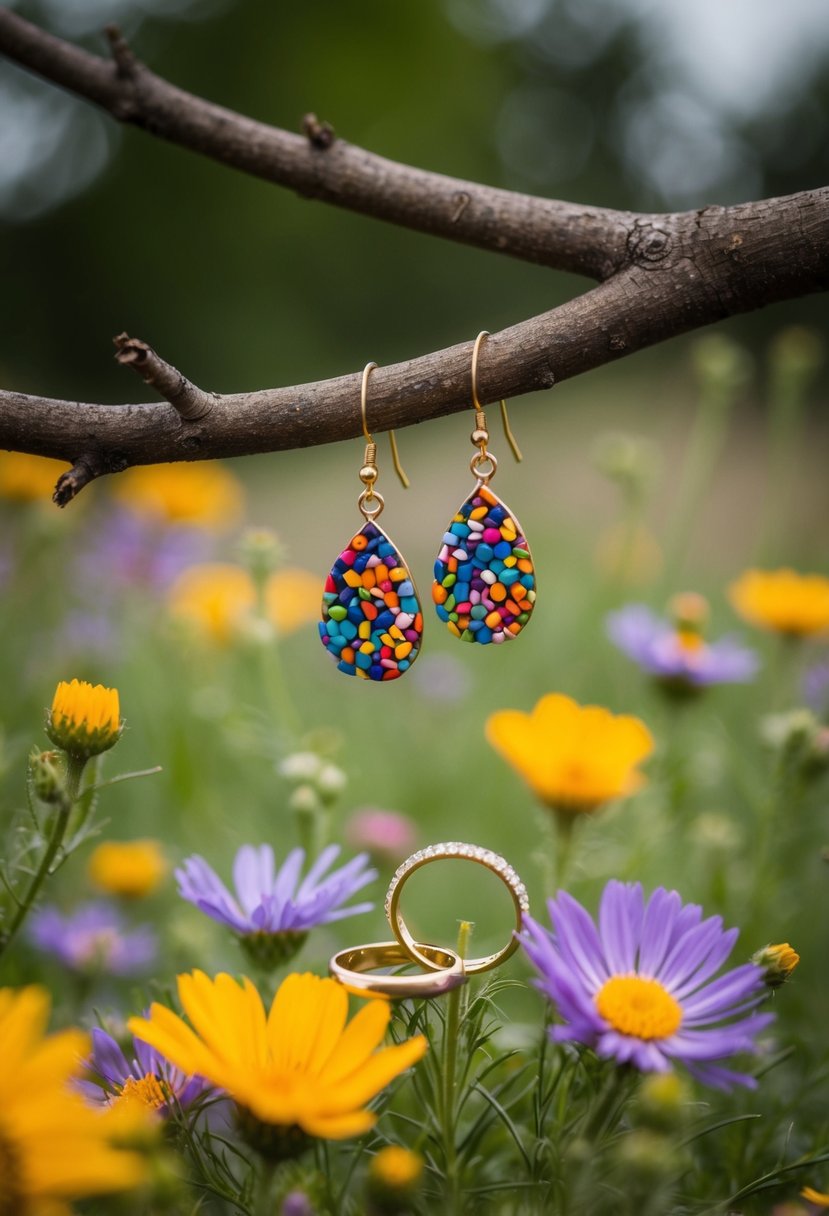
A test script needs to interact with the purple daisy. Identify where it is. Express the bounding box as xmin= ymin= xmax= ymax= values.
xmin=175 ymin=844 xmax=377 ymax=968
xmin=28 ymin=901 xmax=156 ymax=975
xmin=78 ymin=1026 xmax=205 ymax=1117
xmin=607 ymin=604 xmax=759 ymax=690
xmin=520 ymin=881 xmax=773 ymax=1090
